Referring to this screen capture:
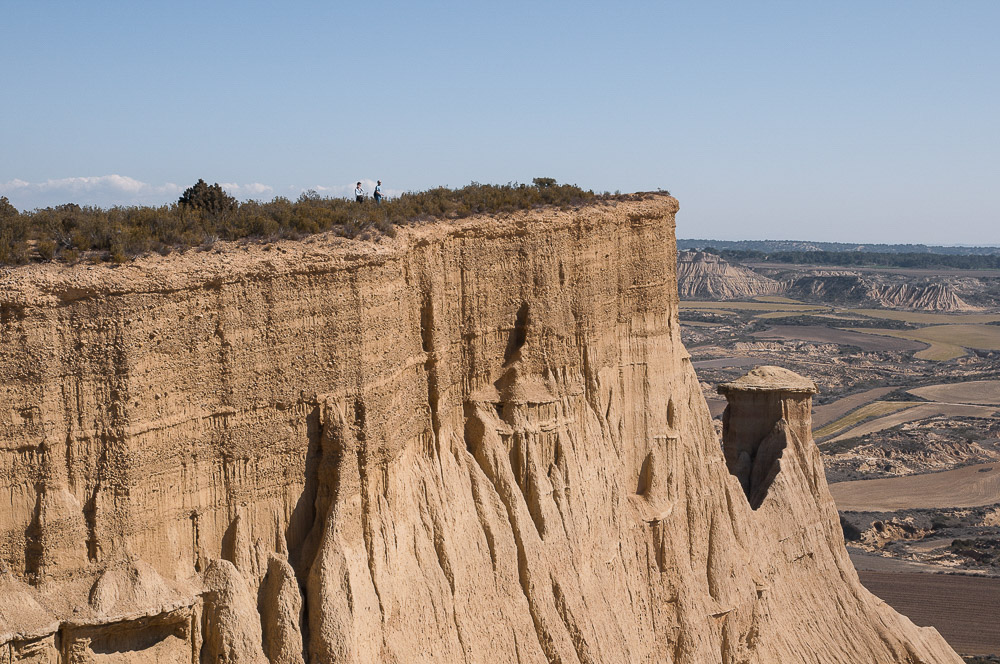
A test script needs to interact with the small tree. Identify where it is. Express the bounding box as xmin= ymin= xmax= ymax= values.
xmin=296 ymin=189 xmax=322 ymax=205
xmin=178 ymin=179 xmax=237 ymax=215
xmin=0 ymin=196 xmax=27 ymax=264
xmin=532 ymin=177 xmax=557 ymax=189
xmin=0 ymin=196 xmax=17 ymax=219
